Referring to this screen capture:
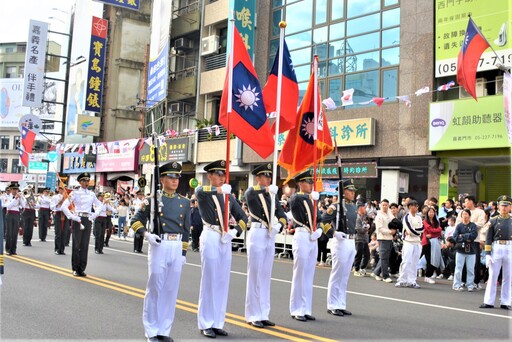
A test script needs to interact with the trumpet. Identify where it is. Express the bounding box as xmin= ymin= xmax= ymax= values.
xmin=21 ymin=185 xmax=38 ymax=209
